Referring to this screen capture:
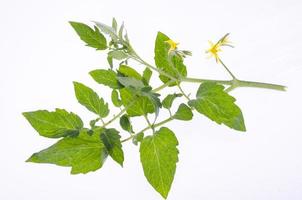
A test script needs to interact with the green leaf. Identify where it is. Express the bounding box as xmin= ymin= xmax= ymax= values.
xmin=107 ymin=55 xmax=113 ymax=68
xmin=140 ymin=90 xmax=162 ymax=118
xmin=117 ymin=76 xmax=145 ymax=89
xmin=132 ymin=132 xmax=144 ymax=145
xmin=119 ymin=65 xmax=142 ymax=80
xmin=94 ymin=21 xmax=119 ymax=42
xmin=23 ymin=109 xmax=83 ymax=138
xmin=89 ymin=118 xmax=99 ymax=129
xmin=154 ymin=32 xmax=187 ymax=84
xmin=112 ymin=18 xmax=118 ymax=32
xmin=73 ymin=82 xmax=109 ymax=118
xmin=119 ymin=114 xmax=133 ymax=133
xmin=90 ymin=69 xmax=120 ymax=89
xmin=111 ymin=89 xmax=122 ymax=107
xmin=108 ymin=50 xmax=128 ymax=60
xmin=120 ymin=88 xmax=154 ymax=116
xmin=100 ymin=128 xmax=124 ymax=166
xmin=27 ymin=130 xmax=106 ymax=174
xmin=118 ymin=22 xmax=125 ymax=40
xmin=162 ymin=93 xmax=182 ymax=109
xmin=174 ymin=103 xmax=193 ymax=121
xmin=188 ymin=82 xmax=246 ymax=131
xmin=69 ymin=21 xmax=107 ymax=50
xmin=140 ymin=127 xmax=179 ymax=199
xmin=142 ymin=67 xmax=152 ymax=84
